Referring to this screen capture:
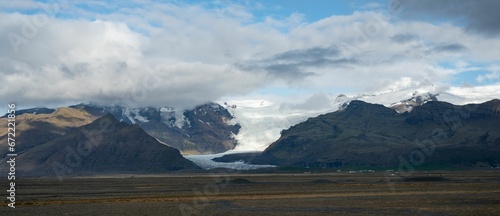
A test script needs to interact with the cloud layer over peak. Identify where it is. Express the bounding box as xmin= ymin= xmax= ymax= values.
xmin=1 ymin=1 xmax=500 ymax=109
